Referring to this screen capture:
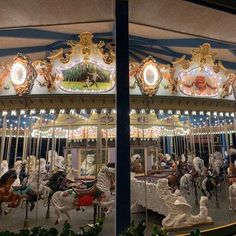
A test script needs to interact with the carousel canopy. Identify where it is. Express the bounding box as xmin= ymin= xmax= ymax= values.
xmin=0 ymin=0 xmax=235 ymax=68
